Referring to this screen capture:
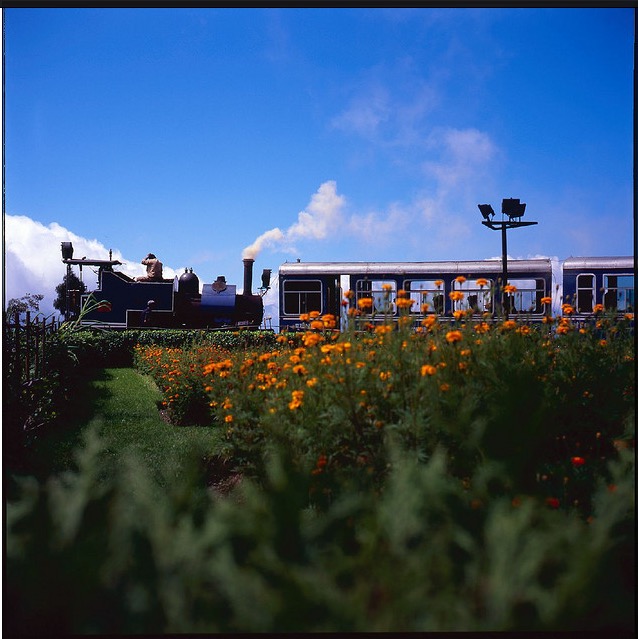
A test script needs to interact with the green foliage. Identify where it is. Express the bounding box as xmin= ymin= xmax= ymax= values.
xmin=5 ymin=312 xmax=635 ymax=633
xmin=6 ymin=429 xmax=635 ymax=633
xmin=6 ymin=292 xmax=45 ymax=320
xmin=53 ymin=271 xmax=87 ymax=318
